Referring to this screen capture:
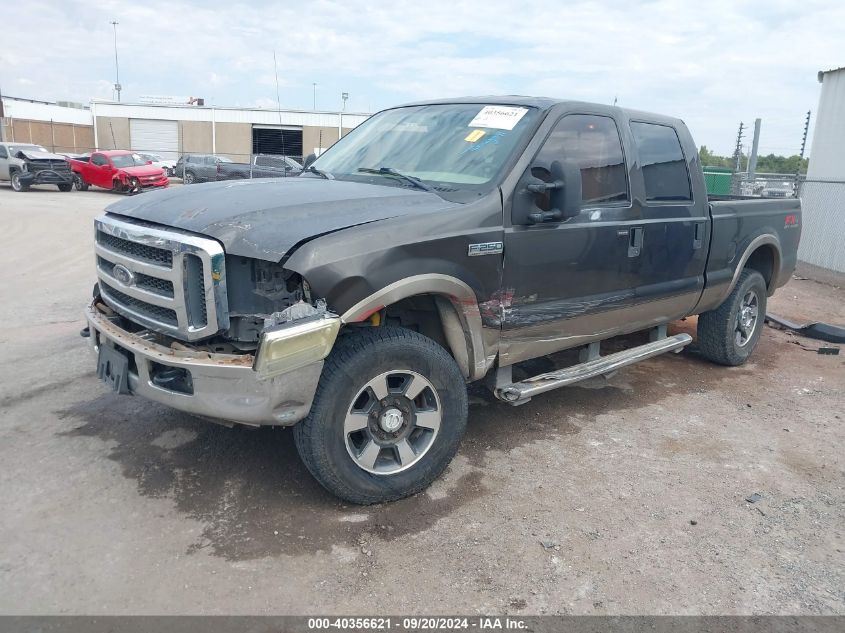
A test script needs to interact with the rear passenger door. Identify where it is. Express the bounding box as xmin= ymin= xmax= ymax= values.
xmin=627 ymin=120 xmax=708 ymax=320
